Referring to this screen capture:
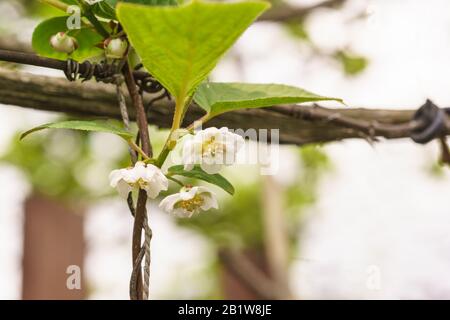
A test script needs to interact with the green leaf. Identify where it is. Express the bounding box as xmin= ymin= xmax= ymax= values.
xmin=32 ymin=16 xmax=103 ymax=61
xmin=92 ymin=1 xmax=118 ymax=20
xmin=121 ymin=0 xmax=178 ymax=5
xmin=117 ymin=0 xmax=270 ymax=104
xmin=168 ymin=165 xmax=235 ymax=195
xmin=194 ymin=82 xmax=343 ymax=117
xmin=336 ymin=51 xmax=368 ymax=76
xmin=20 ymin=120 xmax=133 ymax=141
